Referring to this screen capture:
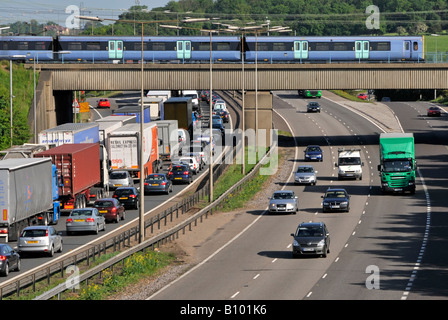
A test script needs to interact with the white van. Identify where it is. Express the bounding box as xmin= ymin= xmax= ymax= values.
xmin=182 ymin=90 xmax=199 ymax=108
xmin=335 ymin=148 xmax=364 ymax=180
